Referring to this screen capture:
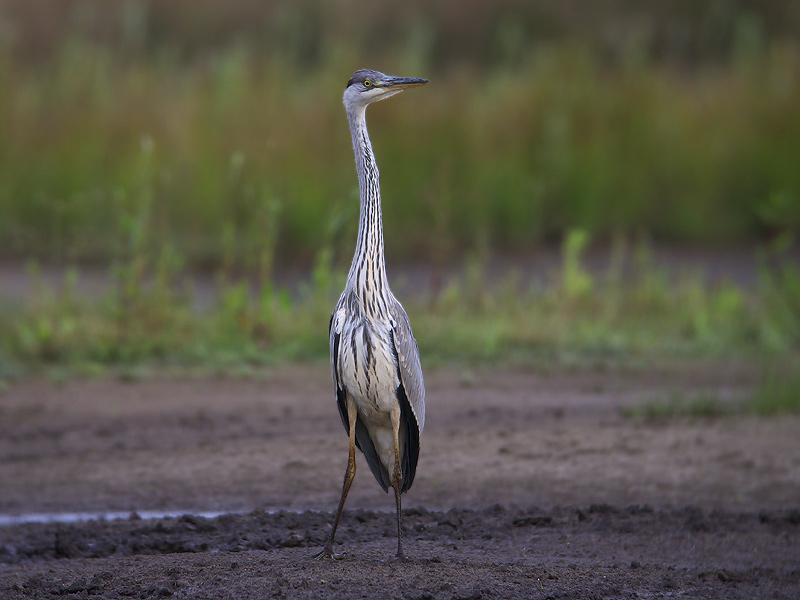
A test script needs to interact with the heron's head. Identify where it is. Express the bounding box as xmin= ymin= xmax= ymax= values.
xmin=343 ymin=69 xmax=428 ymax=113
